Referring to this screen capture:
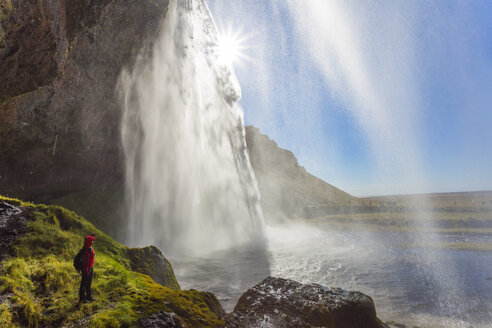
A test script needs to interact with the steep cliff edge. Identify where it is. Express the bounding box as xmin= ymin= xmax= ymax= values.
xmin=245 ymin=126 xmax=356 ymax=221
